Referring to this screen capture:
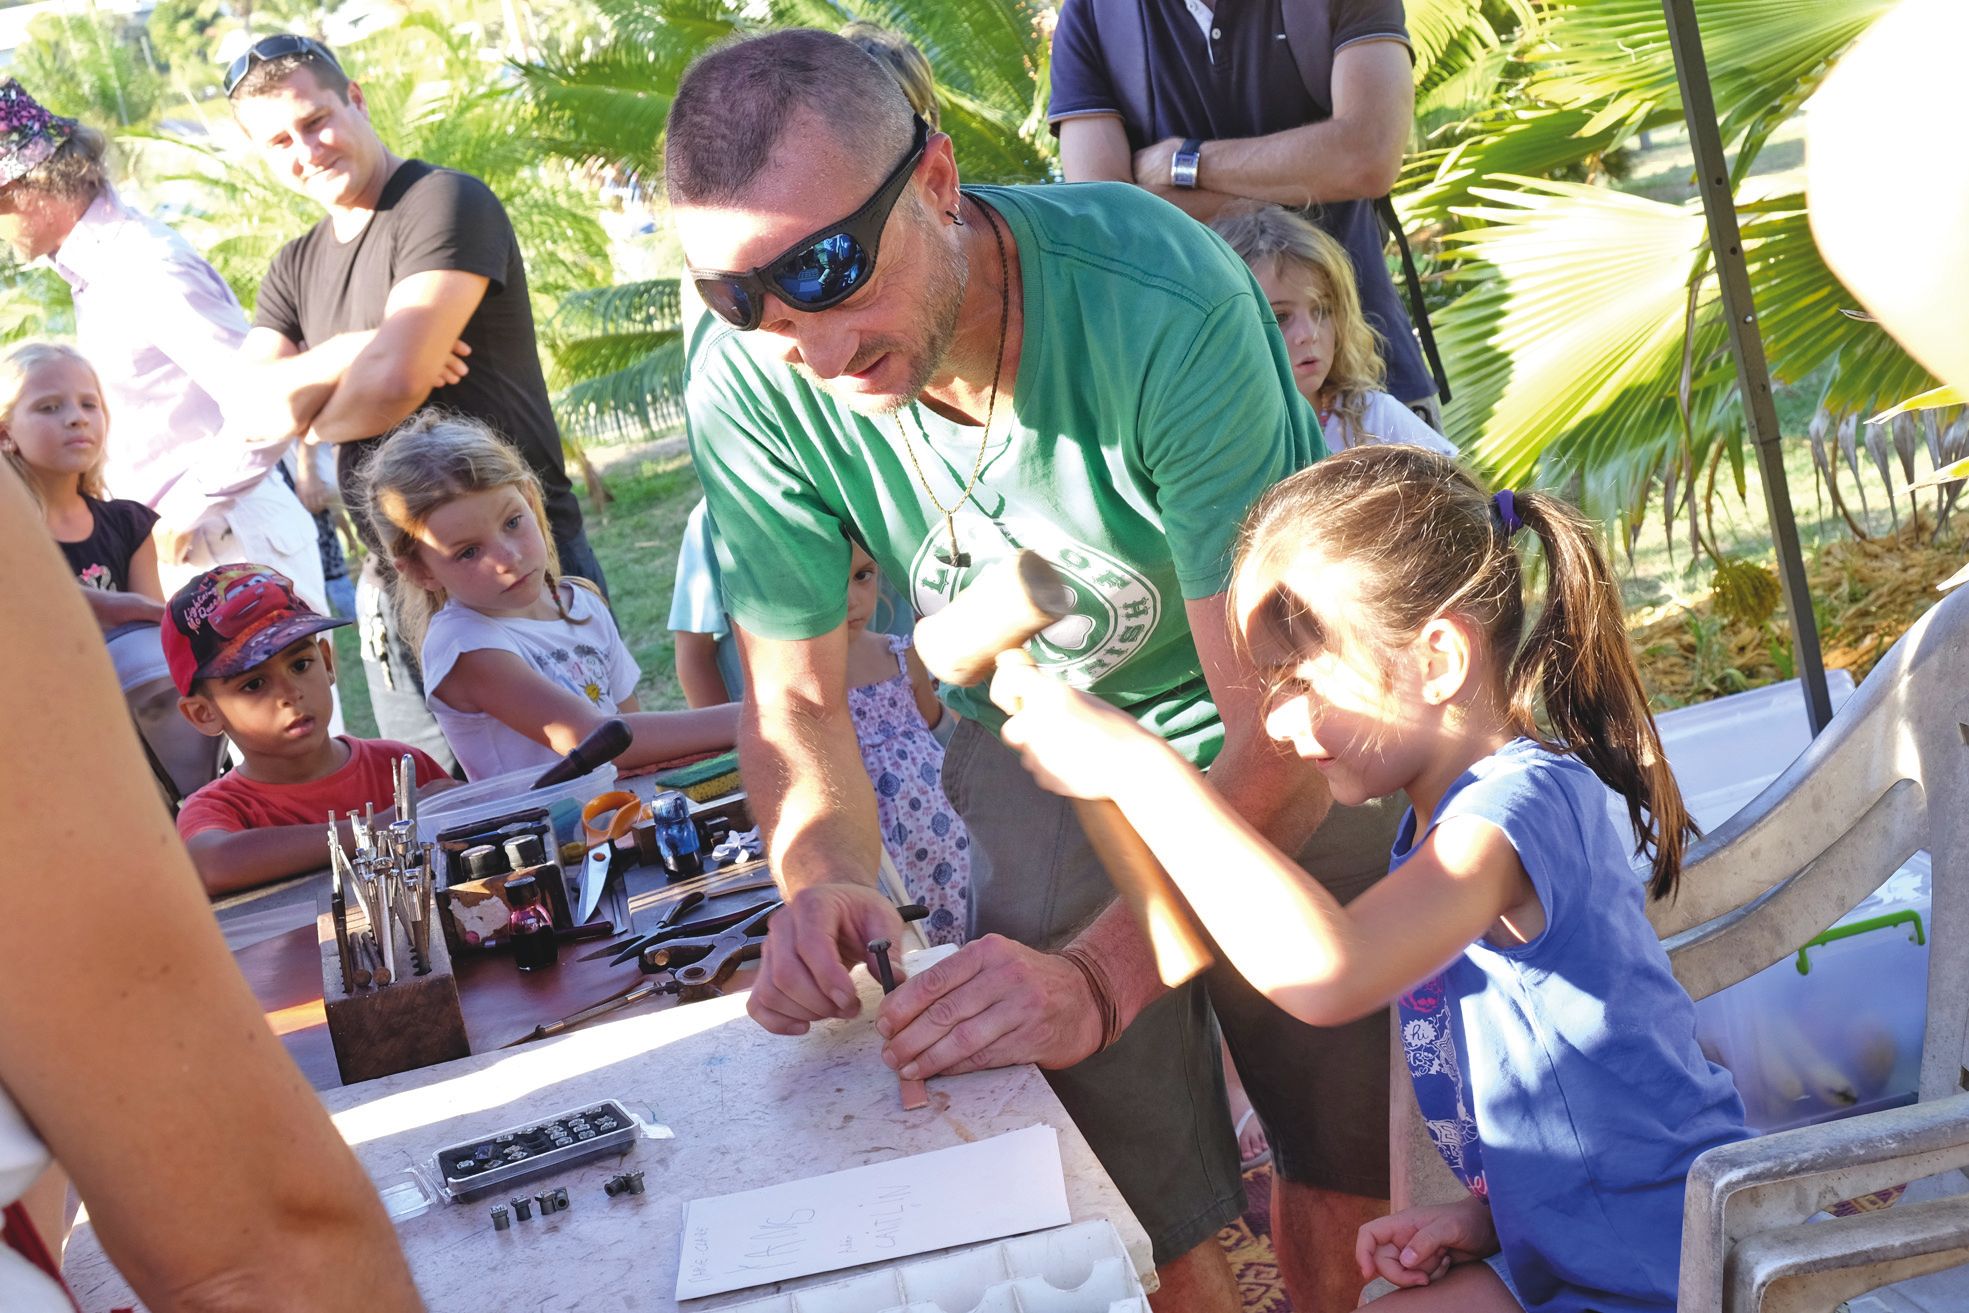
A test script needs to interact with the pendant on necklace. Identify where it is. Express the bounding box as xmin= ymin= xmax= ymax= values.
xmin=934 ymin=514 xmax=970 ymax=569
